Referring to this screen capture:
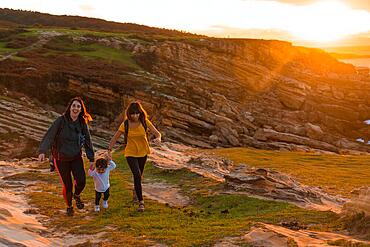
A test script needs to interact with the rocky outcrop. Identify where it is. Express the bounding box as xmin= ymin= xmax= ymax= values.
xmin=216 ymin=223 xmax=370 ymax=247
xmin=150 ymin=143 xmax=346 ymax=212
xmin=0 ymin=31 xmax=370 ymax=154
xmin=343 ymin=187 xmax=370 ymax=216
xmin=0 ymin=93 xmax=116 ymax=159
